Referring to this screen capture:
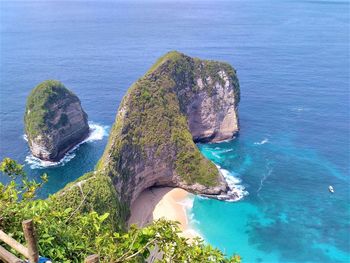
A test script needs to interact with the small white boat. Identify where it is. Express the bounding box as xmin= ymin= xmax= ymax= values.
xmin=328 ymin=185 xmax=334 ymax=193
